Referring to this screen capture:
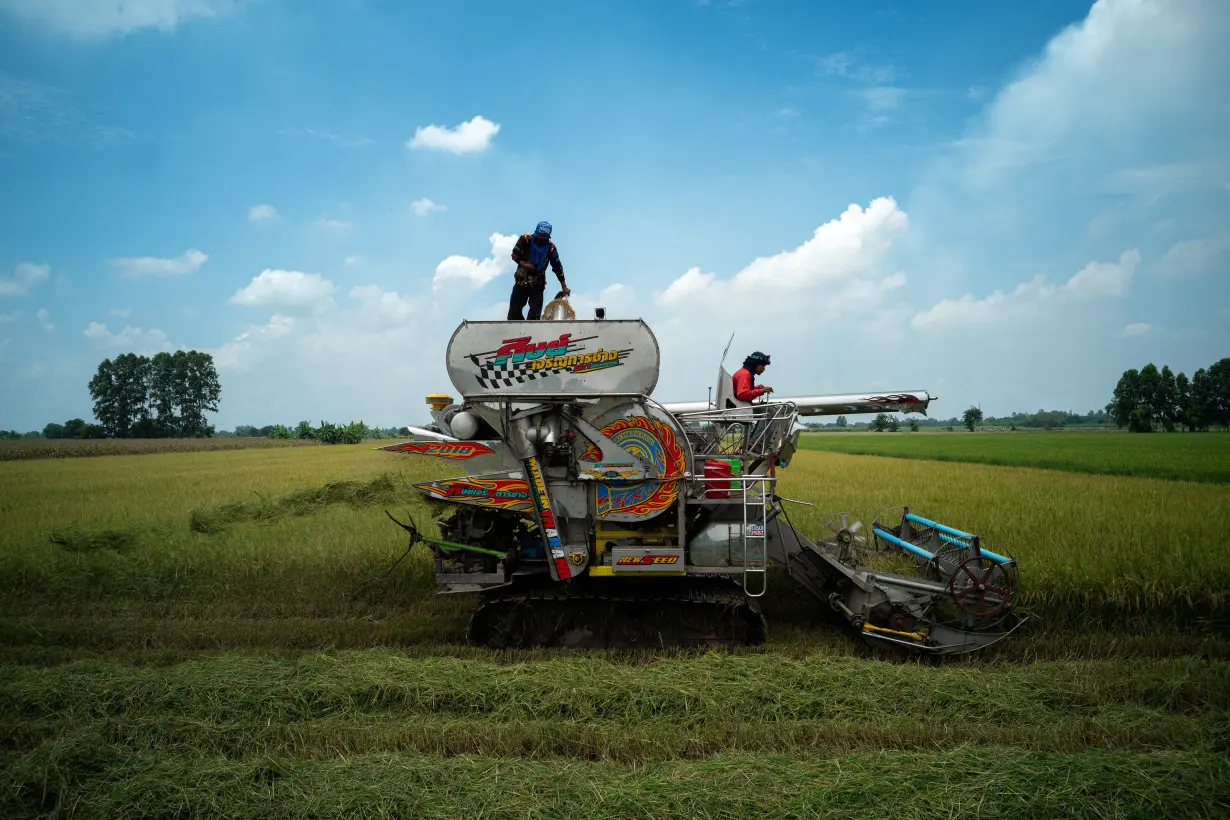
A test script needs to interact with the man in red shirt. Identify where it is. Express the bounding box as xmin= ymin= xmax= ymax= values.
xmin=732 ymin=351 xmax=773 ymax=404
